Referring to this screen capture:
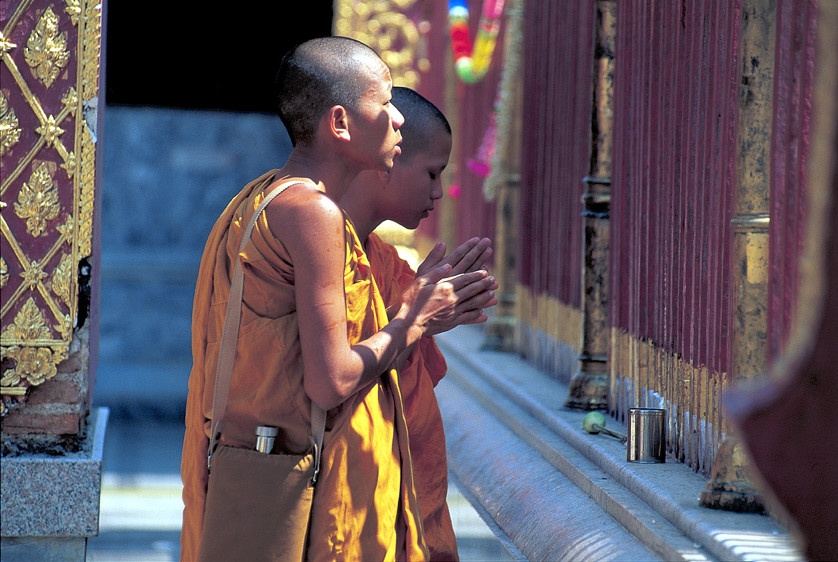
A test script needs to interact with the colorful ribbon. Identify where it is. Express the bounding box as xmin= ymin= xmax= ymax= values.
xmin=448 ymin=0 xmax=506 ymax=83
